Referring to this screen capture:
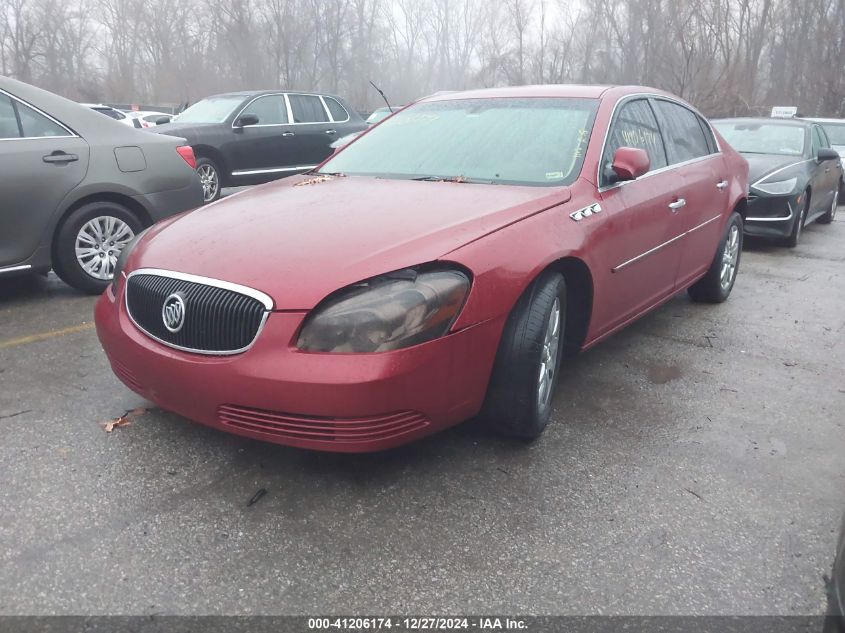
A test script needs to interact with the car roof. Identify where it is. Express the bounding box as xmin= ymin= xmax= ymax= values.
xmin=0 ymin=75 xmax=177 ymax=143
xmin=206 ymin=90 xmax=345 ymax=100
xmin=713 ymin=117 xmax=812 ymax=128
xmin=803 ymin=117 xmax=845 ymax=124
xmin=419 ymin=84 xmax=680 ymax=102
